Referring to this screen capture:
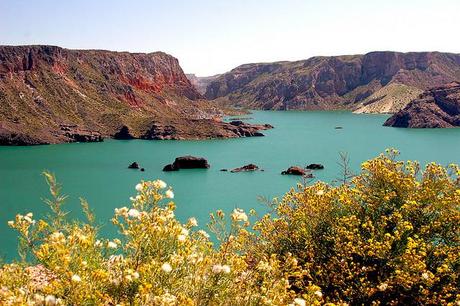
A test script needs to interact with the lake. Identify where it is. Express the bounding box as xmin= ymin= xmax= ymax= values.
xmin=1 ymin=110 xmax=460 ymax=260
